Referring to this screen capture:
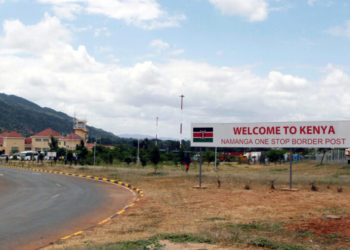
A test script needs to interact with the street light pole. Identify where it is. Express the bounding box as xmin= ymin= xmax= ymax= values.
xmin=93 ymin=140 xmax=96 ymax=165
xmin=137 ymin=139 xmax=140 ymax=166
